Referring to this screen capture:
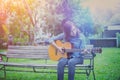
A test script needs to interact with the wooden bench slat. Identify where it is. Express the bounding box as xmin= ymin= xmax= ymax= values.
xmin=0 ymin=62 xmax=55 ymax=67
xmin=8 ymin=50 xmax=48 ymax=54
xmin=7 ymin=53 xmax=48 ymax=56
xmin=0 ymin=62 xmax=91 ymax=68
xmin=7 ymin=54 xmax=49 ymax=59
xmin=8 ymin=46 xmax=48 ymax=49
xmin=8 ymin=51 xmax=48 ymax=54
